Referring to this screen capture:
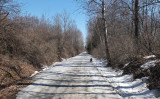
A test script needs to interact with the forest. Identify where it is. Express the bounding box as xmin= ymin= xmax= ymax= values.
xmin=0 ymin=0 xmax=84 ymax=95
xmin=83 ymin=0 xmax=160 ymax=63
xmin=81 ymin=0 xmax=160 ymax=93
